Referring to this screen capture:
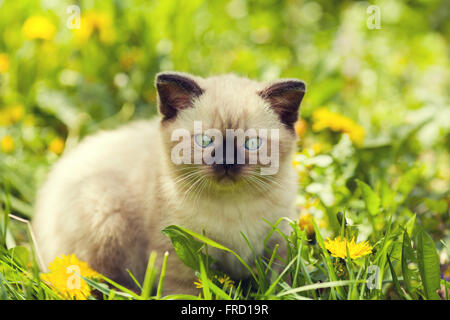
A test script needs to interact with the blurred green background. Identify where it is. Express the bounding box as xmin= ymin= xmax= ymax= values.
xmin=0 ymin=0 xmax=448 ymax=244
